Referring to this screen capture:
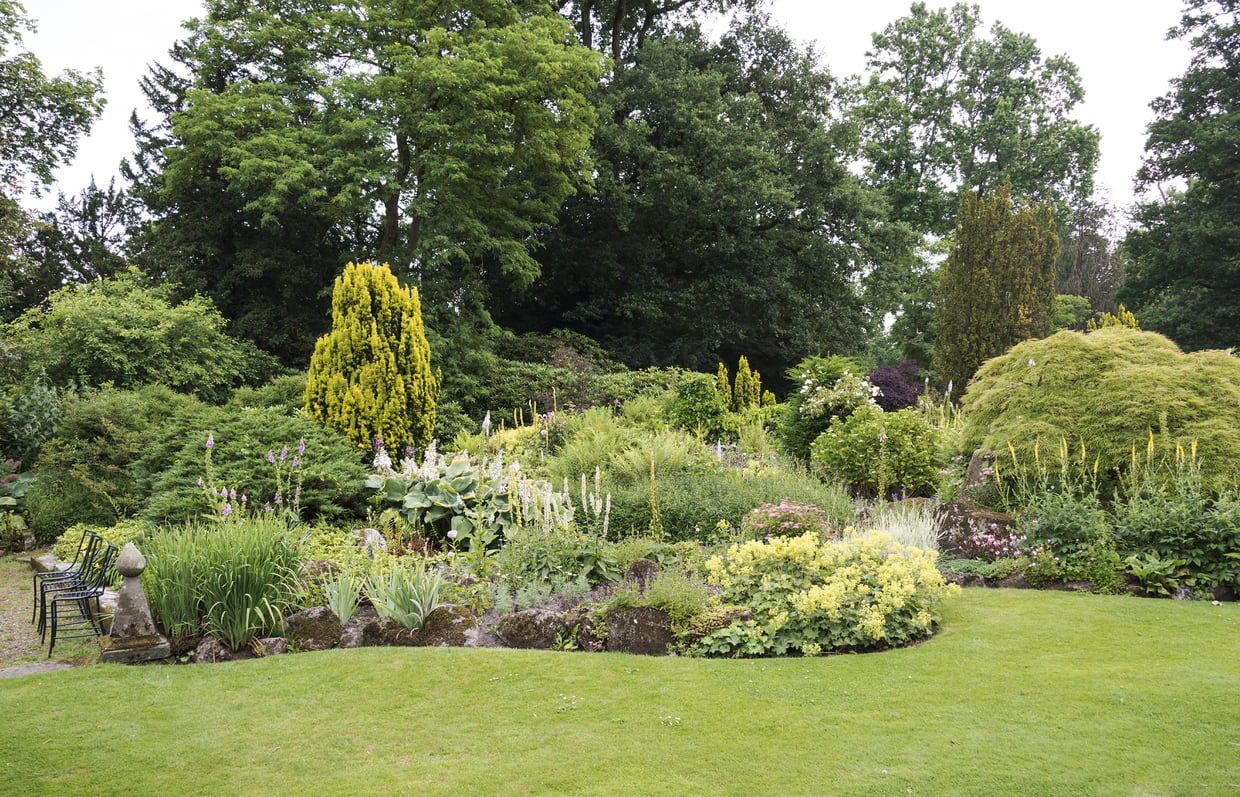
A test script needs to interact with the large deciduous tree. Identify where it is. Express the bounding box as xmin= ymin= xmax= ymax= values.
xmin=0 ymin=1 xmax=104 ymax=313
xmin=495 ymin=18 xmax=913 ymax=386
xmin=556 ymin=0 xmax=762 ymax=62
xmin=1121 ymin=0 xmax=1240 ymax=350
xmin=934 ymin=183 xmax=1059 ymax=390
xmin=856 ymin=2 xmax=1099 ymax=237
xmin=129 ymin=0 xmax=604 ymax=366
